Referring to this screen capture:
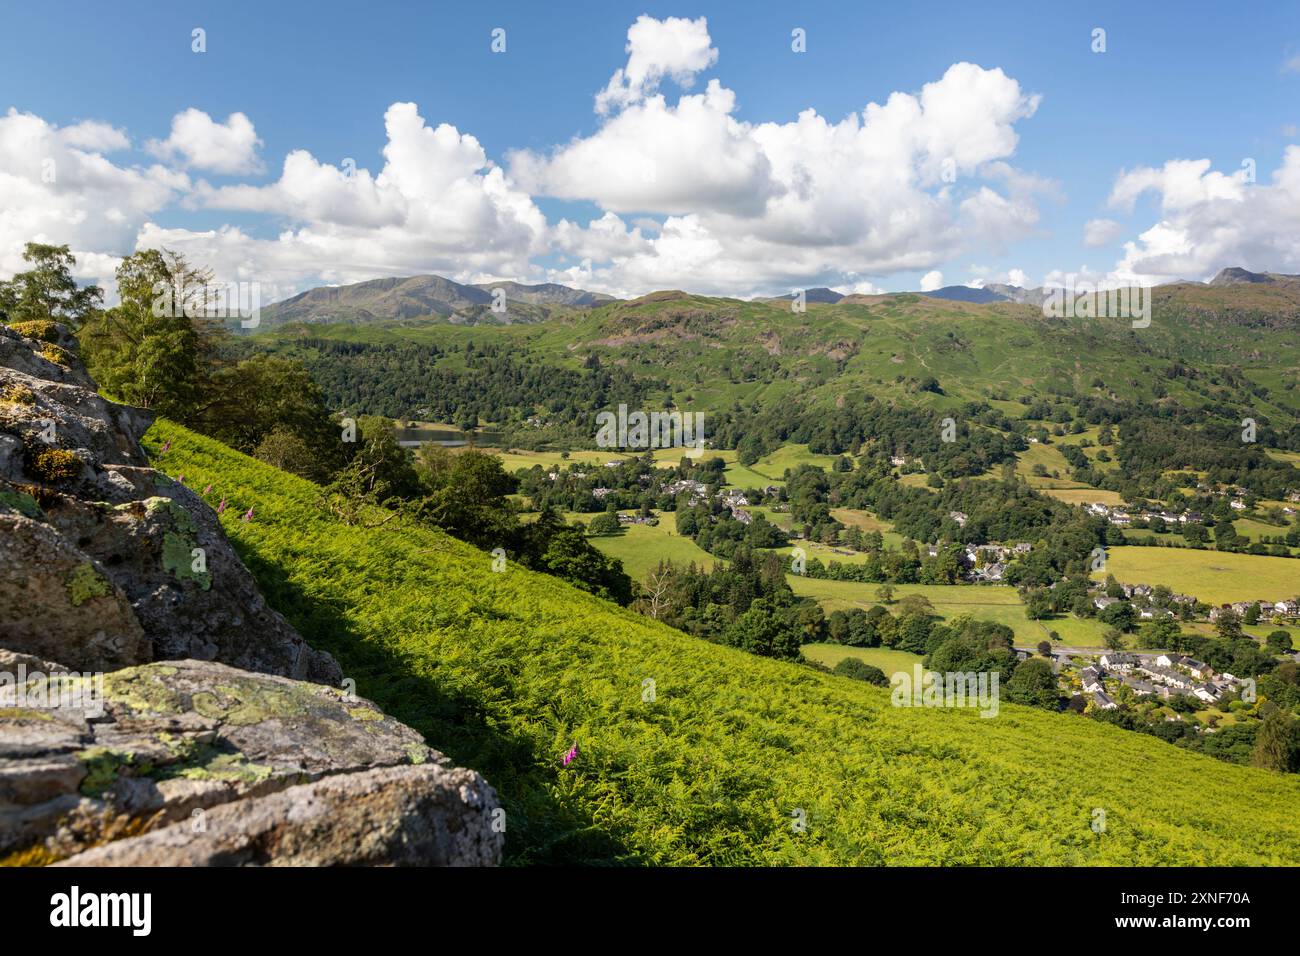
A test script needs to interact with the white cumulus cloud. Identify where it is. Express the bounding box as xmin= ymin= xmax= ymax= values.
xmin=595 ymin=15 xmax=718 ymax=114
xmin=919 ymin=270 xmax=944 ymax=291
xmin=2 ymin=17 xmax=1057 ymax=301
xmin=1102 ymin=149 xmax=1300 ymax=282
xmin=146 ymin=109 xmax=263 ymax=174
xmin=513 ymin=19 xmax=1046 ymax=297
xmin=167 ymin=102 xmax=549 ymax=288
xmin=0 ymin=107 xmax=187 ymax=288
xmin=1083 ymin=218 xmax=1122 ymax=247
